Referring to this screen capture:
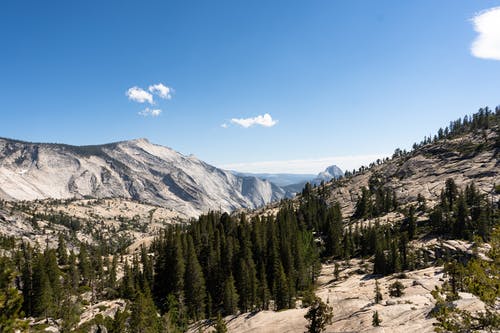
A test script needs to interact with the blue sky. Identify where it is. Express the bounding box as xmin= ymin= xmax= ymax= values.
xmin=1 ymin=1 xmax=499 ymax=173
